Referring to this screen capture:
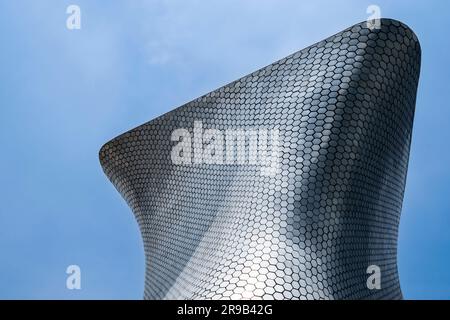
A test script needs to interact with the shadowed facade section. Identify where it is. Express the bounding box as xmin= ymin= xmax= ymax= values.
xmin=100 ymin=19 xmax=421 ymax=299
